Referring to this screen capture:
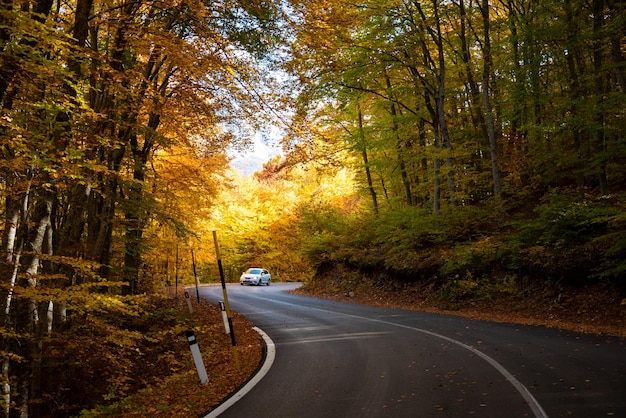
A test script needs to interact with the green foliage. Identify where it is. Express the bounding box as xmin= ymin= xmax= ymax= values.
xmin=346 ymin=207 xmax=440 ymax=273
xmin=297 ymin=203 xmax=358 ymax=265
xmin=514 ymin=194 xmax=617 ymax=247
xmin=297 ymin=202 xmax=499 ymax=280
xmin=437 ymin=273 xmax=520 ymax=308
xmin=440 ymin=237 xmax=499 ymax=279
xmin=592 ymin=205 xmax=626 ymax=281
xmin=285 ymin=0 xmax=626 ymax=293
xmin=498 ymin=192 xmax=624 ymax=282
